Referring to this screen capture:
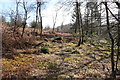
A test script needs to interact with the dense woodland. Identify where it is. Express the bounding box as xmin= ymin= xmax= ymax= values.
xmin=0 ymin=0 xmax=120 ymax=80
